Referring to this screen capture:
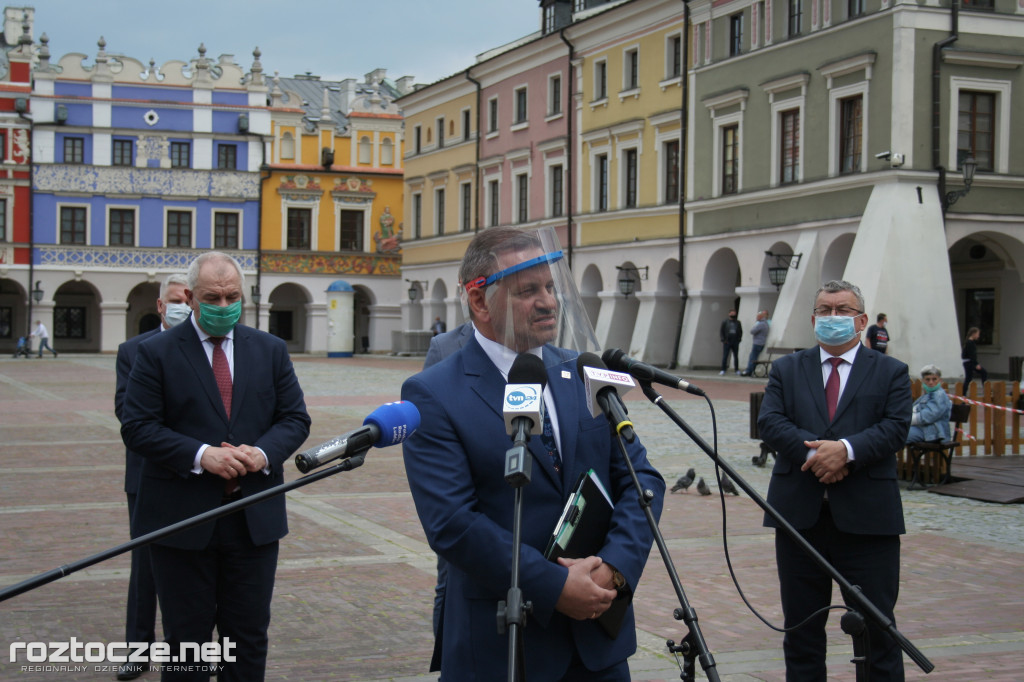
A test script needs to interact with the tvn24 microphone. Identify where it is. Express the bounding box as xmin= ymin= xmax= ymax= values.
xmin=602 ymin=348 xmax=706 ymax=396
xmin=576 ymin=352 xmax=636 ymax=443
xmin=294 ymin=400 xmax=421 ymax=473
xmin=503 ymin=353 xmax=548 ymax=444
